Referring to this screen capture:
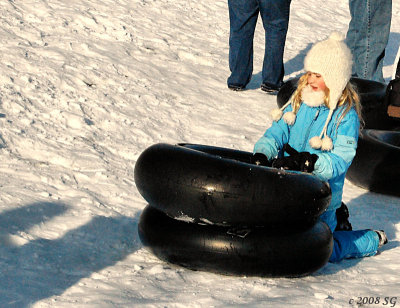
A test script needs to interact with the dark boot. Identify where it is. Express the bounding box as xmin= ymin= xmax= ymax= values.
xmin=335 ymin=202 xmax=352 ymax=231
xmin=375 ymin=230 xmax=388 ymax=248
